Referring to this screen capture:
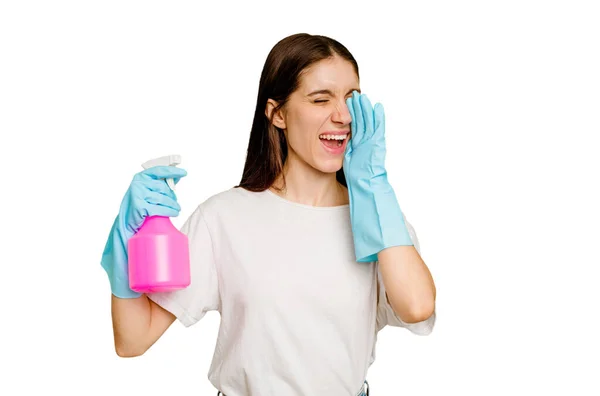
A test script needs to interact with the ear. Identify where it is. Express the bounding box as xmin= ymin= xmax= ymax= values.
xmin=265 ymin=99 xmax=286 ymax=130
